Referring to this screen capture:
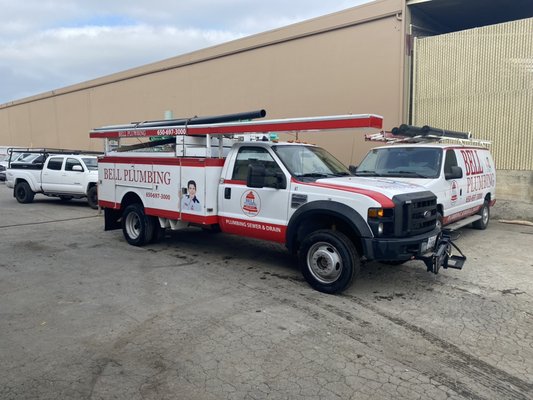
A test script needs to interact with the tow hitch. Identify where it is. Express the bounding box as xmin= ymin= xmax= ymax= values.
xmin=418 ymin=230 xmax=466 ymax=274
